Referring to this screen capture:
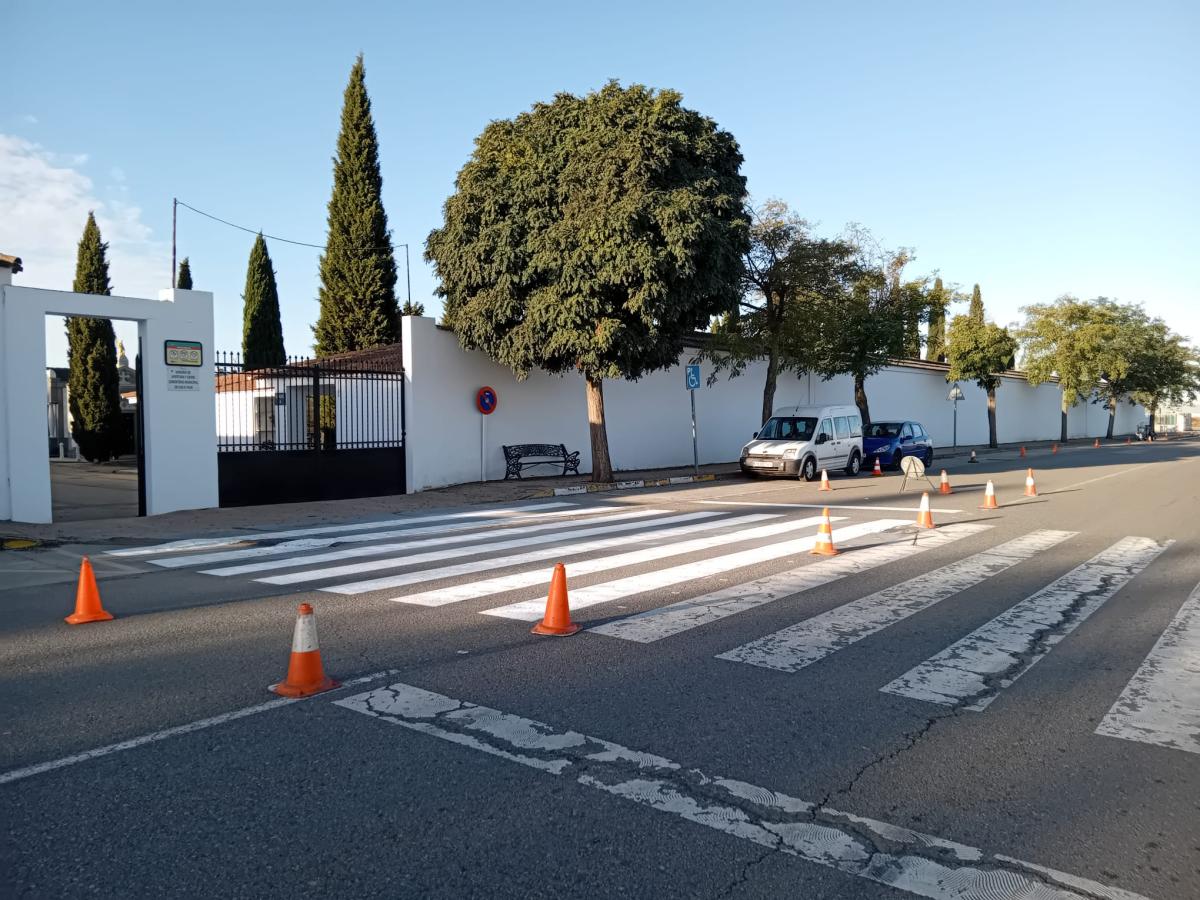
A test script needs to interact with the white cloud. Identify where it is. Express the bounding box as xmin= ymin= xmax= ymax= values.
xmin=22 ymin=114 xmax=38 ymax=125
